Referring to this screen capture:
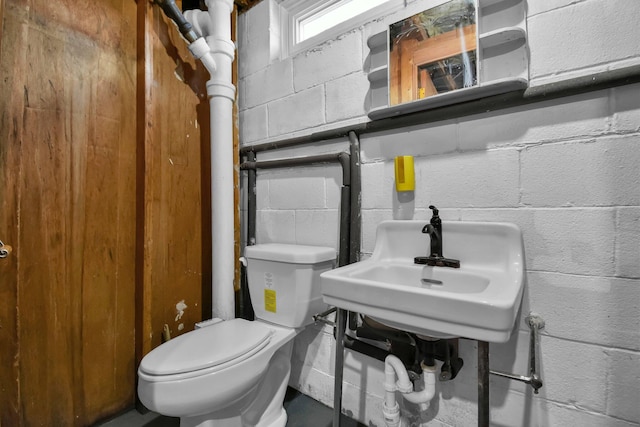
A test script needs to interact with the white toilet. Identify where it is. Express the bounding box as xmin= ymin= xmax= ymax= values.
xmin=137 ymin=243 xmax=335 ymax=427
